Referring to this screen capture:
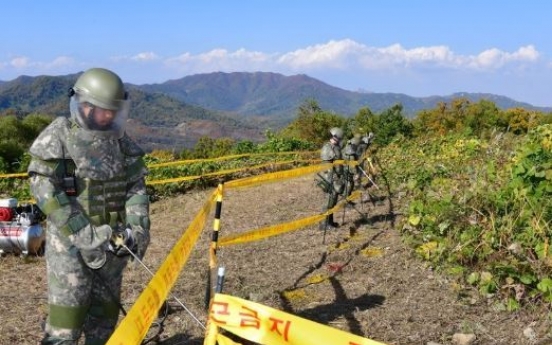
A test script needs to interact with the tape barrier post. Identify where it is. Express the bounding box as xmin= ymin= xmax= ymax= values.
xmin=206 ymin=184 xmax=224 ymax=310
xmin=215 ymin=266 xmax=225 ymax=294
xmin=322 ymin=166 xmax=334 ymax=244
xmin=203 ymin=267 xmax=227 ymax=345
xmin=209 ymin=293 xmax=387 ymax=345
